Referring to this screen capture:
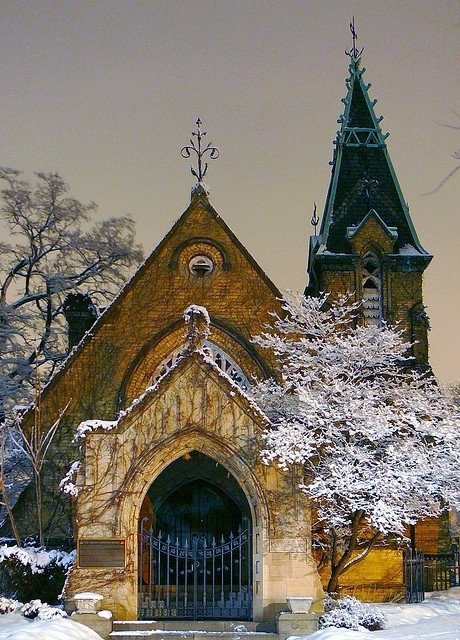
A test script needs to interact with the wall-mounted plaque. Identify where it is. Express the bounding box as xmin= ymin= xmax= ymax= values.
xmin=78 ymin=539 xmax=125 ymax=568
